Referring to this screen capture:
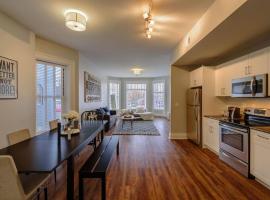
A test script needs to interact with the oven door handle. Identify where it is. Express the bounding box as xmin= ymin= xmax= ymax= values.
xmin=220 ymin=124 xmax=248 ymax=133
xmin=221 ymin=151 xmax=248 ymax=166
